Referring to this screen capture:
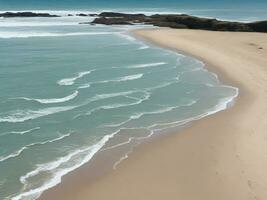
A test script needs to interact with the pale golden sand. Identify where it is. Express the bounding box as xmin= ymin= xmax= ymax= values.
xmin=40 ymin=29 xmax=267 ymax=200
